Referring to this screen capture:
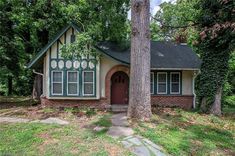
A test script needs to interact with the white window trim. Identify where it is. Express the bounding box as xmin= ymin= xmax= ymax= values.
xmin=51 ymin=71 xmax=63 ymax=96
xmin=67 ymin=71 xmax=79 ymax=96
xmin=151 ymin=72 xmax=154 ymax=94
xmin=170 ymin=72 xmax=181 ymax=94
xmin=157 ymin=72 xmax=167 ymax=94
xmin=82 ymin=71 xmax=95 ymax=96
